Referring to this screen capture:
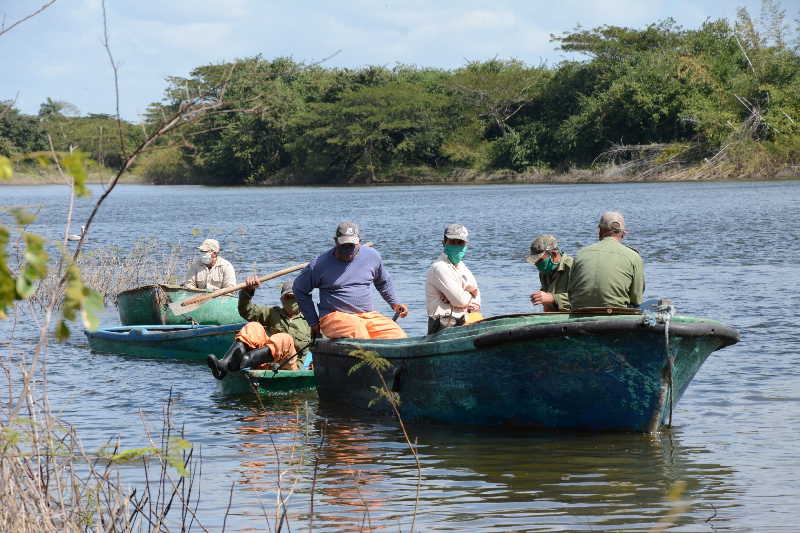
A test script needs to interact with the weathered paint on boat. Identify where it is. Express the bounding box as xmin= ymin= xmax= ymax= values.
xmin=84 ymin=323 xmax=244 ymax=360
xmin=311 ymin=313 xmax=740 ymax=432
xmin=117 ymin=284 xmax=243 ymax=326
xmin=218 ymin=369 xmax=317 ymax=395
